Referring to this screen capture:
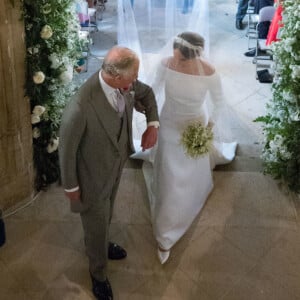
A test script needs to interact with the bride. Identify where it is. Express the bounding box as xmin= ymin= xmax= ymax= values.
xmin=118 ymin=0 xmax=237 ymax=264
xmin=134 ymin=32 xmax=237 ymax=264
